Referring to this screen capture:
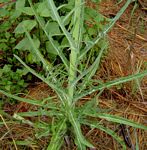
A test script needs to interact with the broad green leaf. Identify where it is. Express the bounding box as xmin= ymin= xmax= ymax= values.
xmin=0 ymin=43 xmax=8 ymax=51
xmin=16 ymin=0 xmax=25 ymax=10
xmin=60 ymin=37 xmax=69 ymax=48
xmin=45 ymin=22 xmax=61 ymax=35
xmin=0 ymin=0 xmax=10 ymax=2
xmin=37 ymin=2 xmax=51 ymax=17
xmin=17 ymin=68 xmax=28 ymax=76
xmin=85 ymin=7 xmax=98 ymax=19
xmin=15 ymin=0 xmax=26 ymax=17
xmin=4 ymin=85 xmax=11 ymax=91
xmin=28 ymin=0 xmax=69 ymax=70
xmin=46 ymin=41 xmax=59 ymax=55
xmin=0 ymin=8 xmax=9 ymax=17
xmin=2 ymin=65 xmax=11 ymax=73
xmin=14 ymin=37 xmax=40 ymax=51
xmin=14 ymin=20 xmax=37 ymax=34
xmin=0 ymin=39 xmax=8 ymax=43
xmin=26 ymin=53 xmax=34 ymax=63
xmin=24 ymin=29 xmax=52 ymax=70
xmin=21 ymin=7 xmax=34 ymax=16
